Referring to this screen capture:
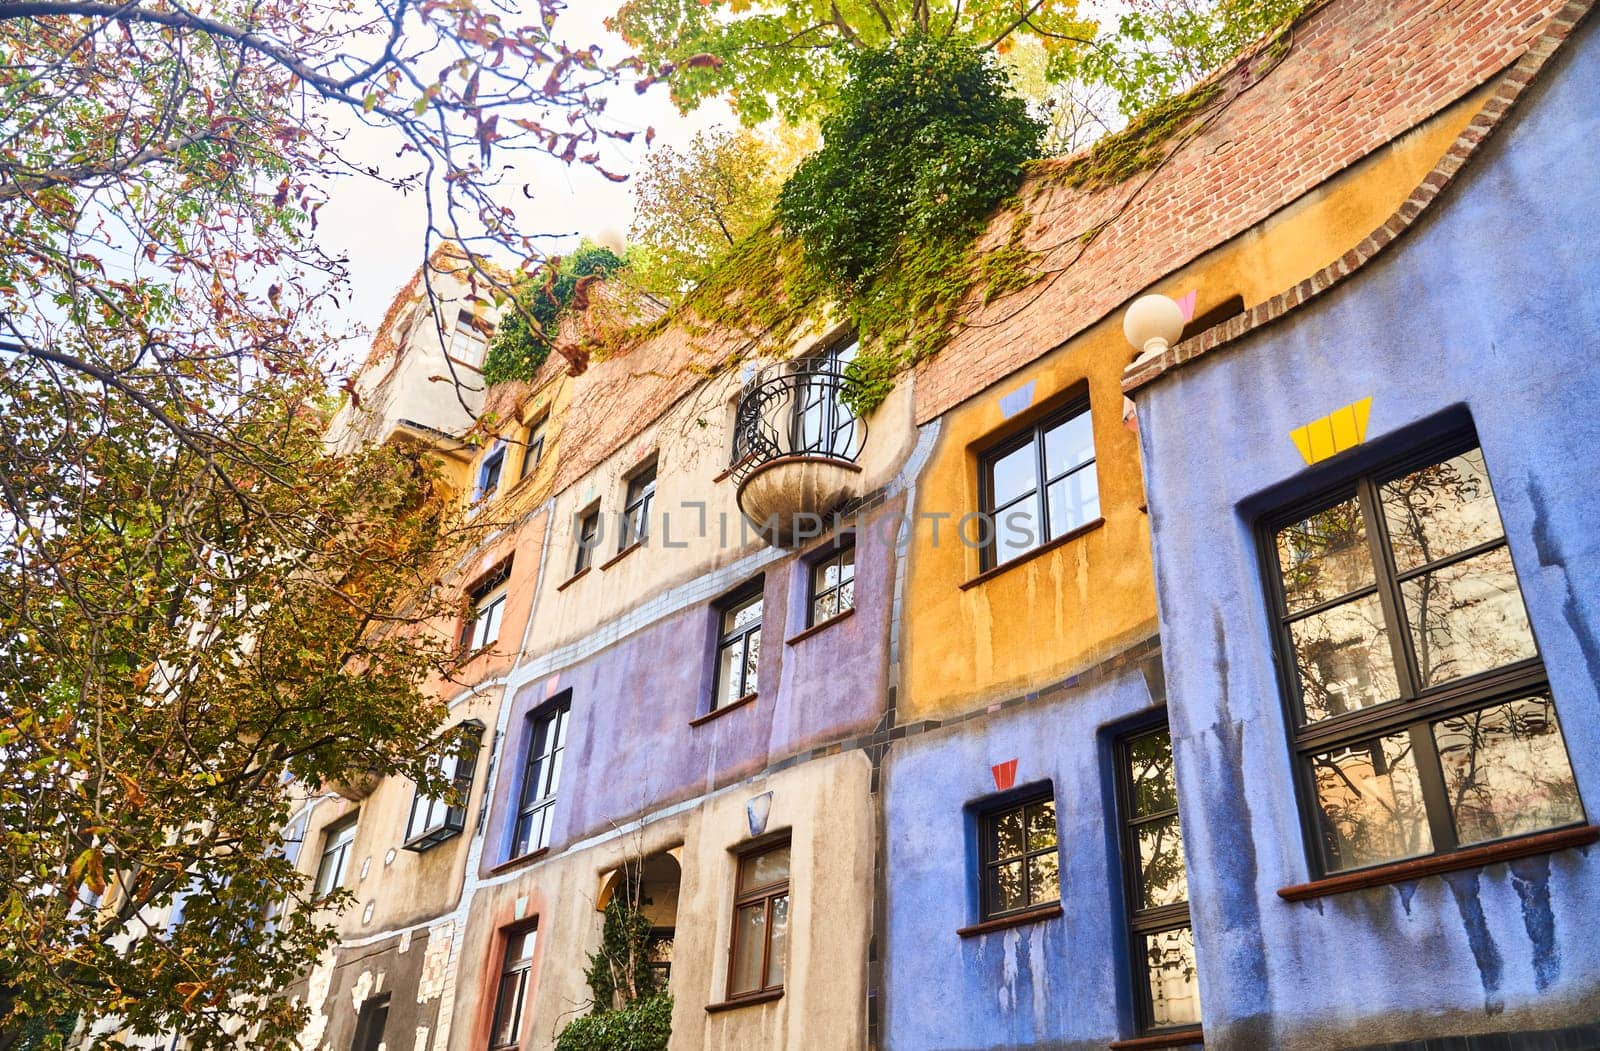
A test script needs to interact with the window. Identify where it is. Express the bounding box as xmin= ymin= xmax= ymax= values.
xmin=512 ymin=701 xmax=569 ymax=857
xmin=489 ymin=923 xmax=538 ymax=1050
xmin=978 ymin=792 xmax=1059 ymax=920
xmin=727 ymin=840 xmax=790 ymax=999
xmin=979 ymin=401 xmax=1099 ymax=570
xmin=1266 ymin=440 xmax=1582 ymax=876
xmin=792 ymin=338 xmax=858 ymax=458
xmin=712 ymin=585 xmax=763 ymax=711
xmin=460 ymin=566 xmax=509 ymax=654
xmin=807 ymin=540 xmax=855 ymax=626
xmin=403 ymin=721 xmax=484 ymax=851
xmin=1115 ymin=725 xmax=1201 ymax=1035
xmin=312 ymin=816 xmax=356 ymax=899
xmin=475 ymin=441 xmax=506 ymax=503
xmin=573 ymin=505 xmax=600 ymax=575
xmin=448 ymin=310 xmax=488 ymax=367
xmin=620 ymin=460 xmax=656 ymax=550
xmin=646 ymin=927 xmax=674 ymax=986
xmin=351 ymin=993 xmax=390 ymax=1051
xmin=520 ymin=416 xmax=547 ymax=480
